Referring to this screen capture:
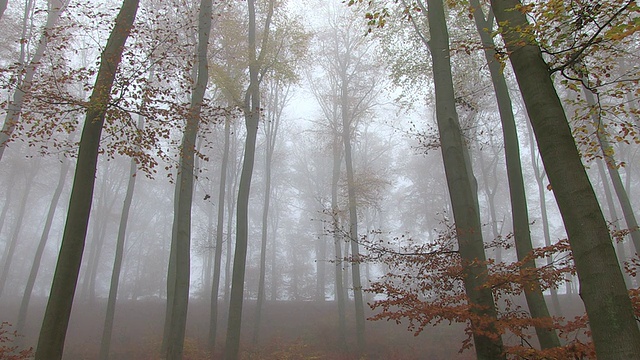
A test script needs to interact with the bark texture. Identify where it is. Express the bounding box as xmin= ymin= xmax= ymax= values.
xmin=491 ymin=0 xmax=640 ymax=358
